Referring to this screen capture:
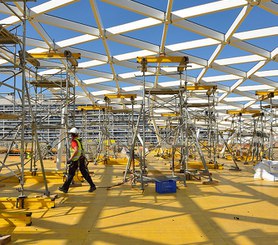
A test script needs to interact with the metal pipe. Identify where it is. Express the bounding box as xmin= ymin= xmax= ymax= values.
xmin=19 ymin=0 xmax=27 ymax=198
